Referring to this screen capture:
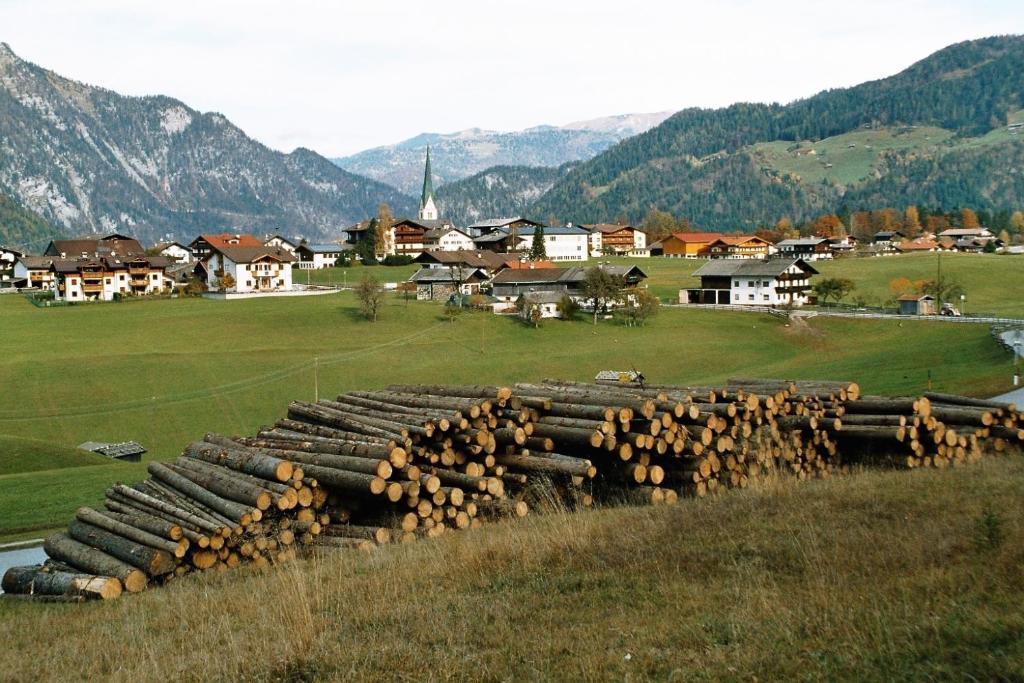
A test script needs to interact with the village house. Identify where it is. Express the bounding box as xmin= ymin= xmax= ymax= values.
xmin=652 ymin=232 xmax=724 ymax=258
xmin=203 ymin=242 xmax=295 ymax=293
xmin=581 ymin=224 xmax=648 ymax=257
xmin=517 ymin=291 xmax=564 ymax=320
xmin=684 ymin=258 xmax=817 ymax=307
xmin=51 ymin=253 xmax=173 ymax=302
xmin=828 ymin=235 xmax=858 ymax=255
xmin=425 ymin=225 xmax=476 ymax=252
xmin=264 ymin=234 xmax=300 ymax=254
xmin=490 ymin=263 xmax=648 ymax=303
xmin=154 ymin=241 xmax=192 ymax=263
xmin=188 ymin=233 xmax=264 ymax=261
xmin=465 ymin=217 xmax=544 ymax=238
xmin=12 ymin=256 xmax=57 ymax=290
xmin=409 ymin=266 xmax=487 ymax=301
xmin=872 ymin=230 xmax=905 ymax=247
xmin=0 ymin=245 xmax=23 ymax=287
xmin=510 ymin=225 xmax=591 ymax=261
xmin=775 ymin=237 xmax=833 ymax=260
xmin=937 ymin=227 xmax=995 ymax=241
xmin=706 ymin=235 xmax=773 ymax=259
xmin=295 ymin=243 xmax=349 ymax=269
xmin=44 ymin=233 xmax=146 ymax=260
xmin=413 ymin=249 xmax=511 ymax=274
